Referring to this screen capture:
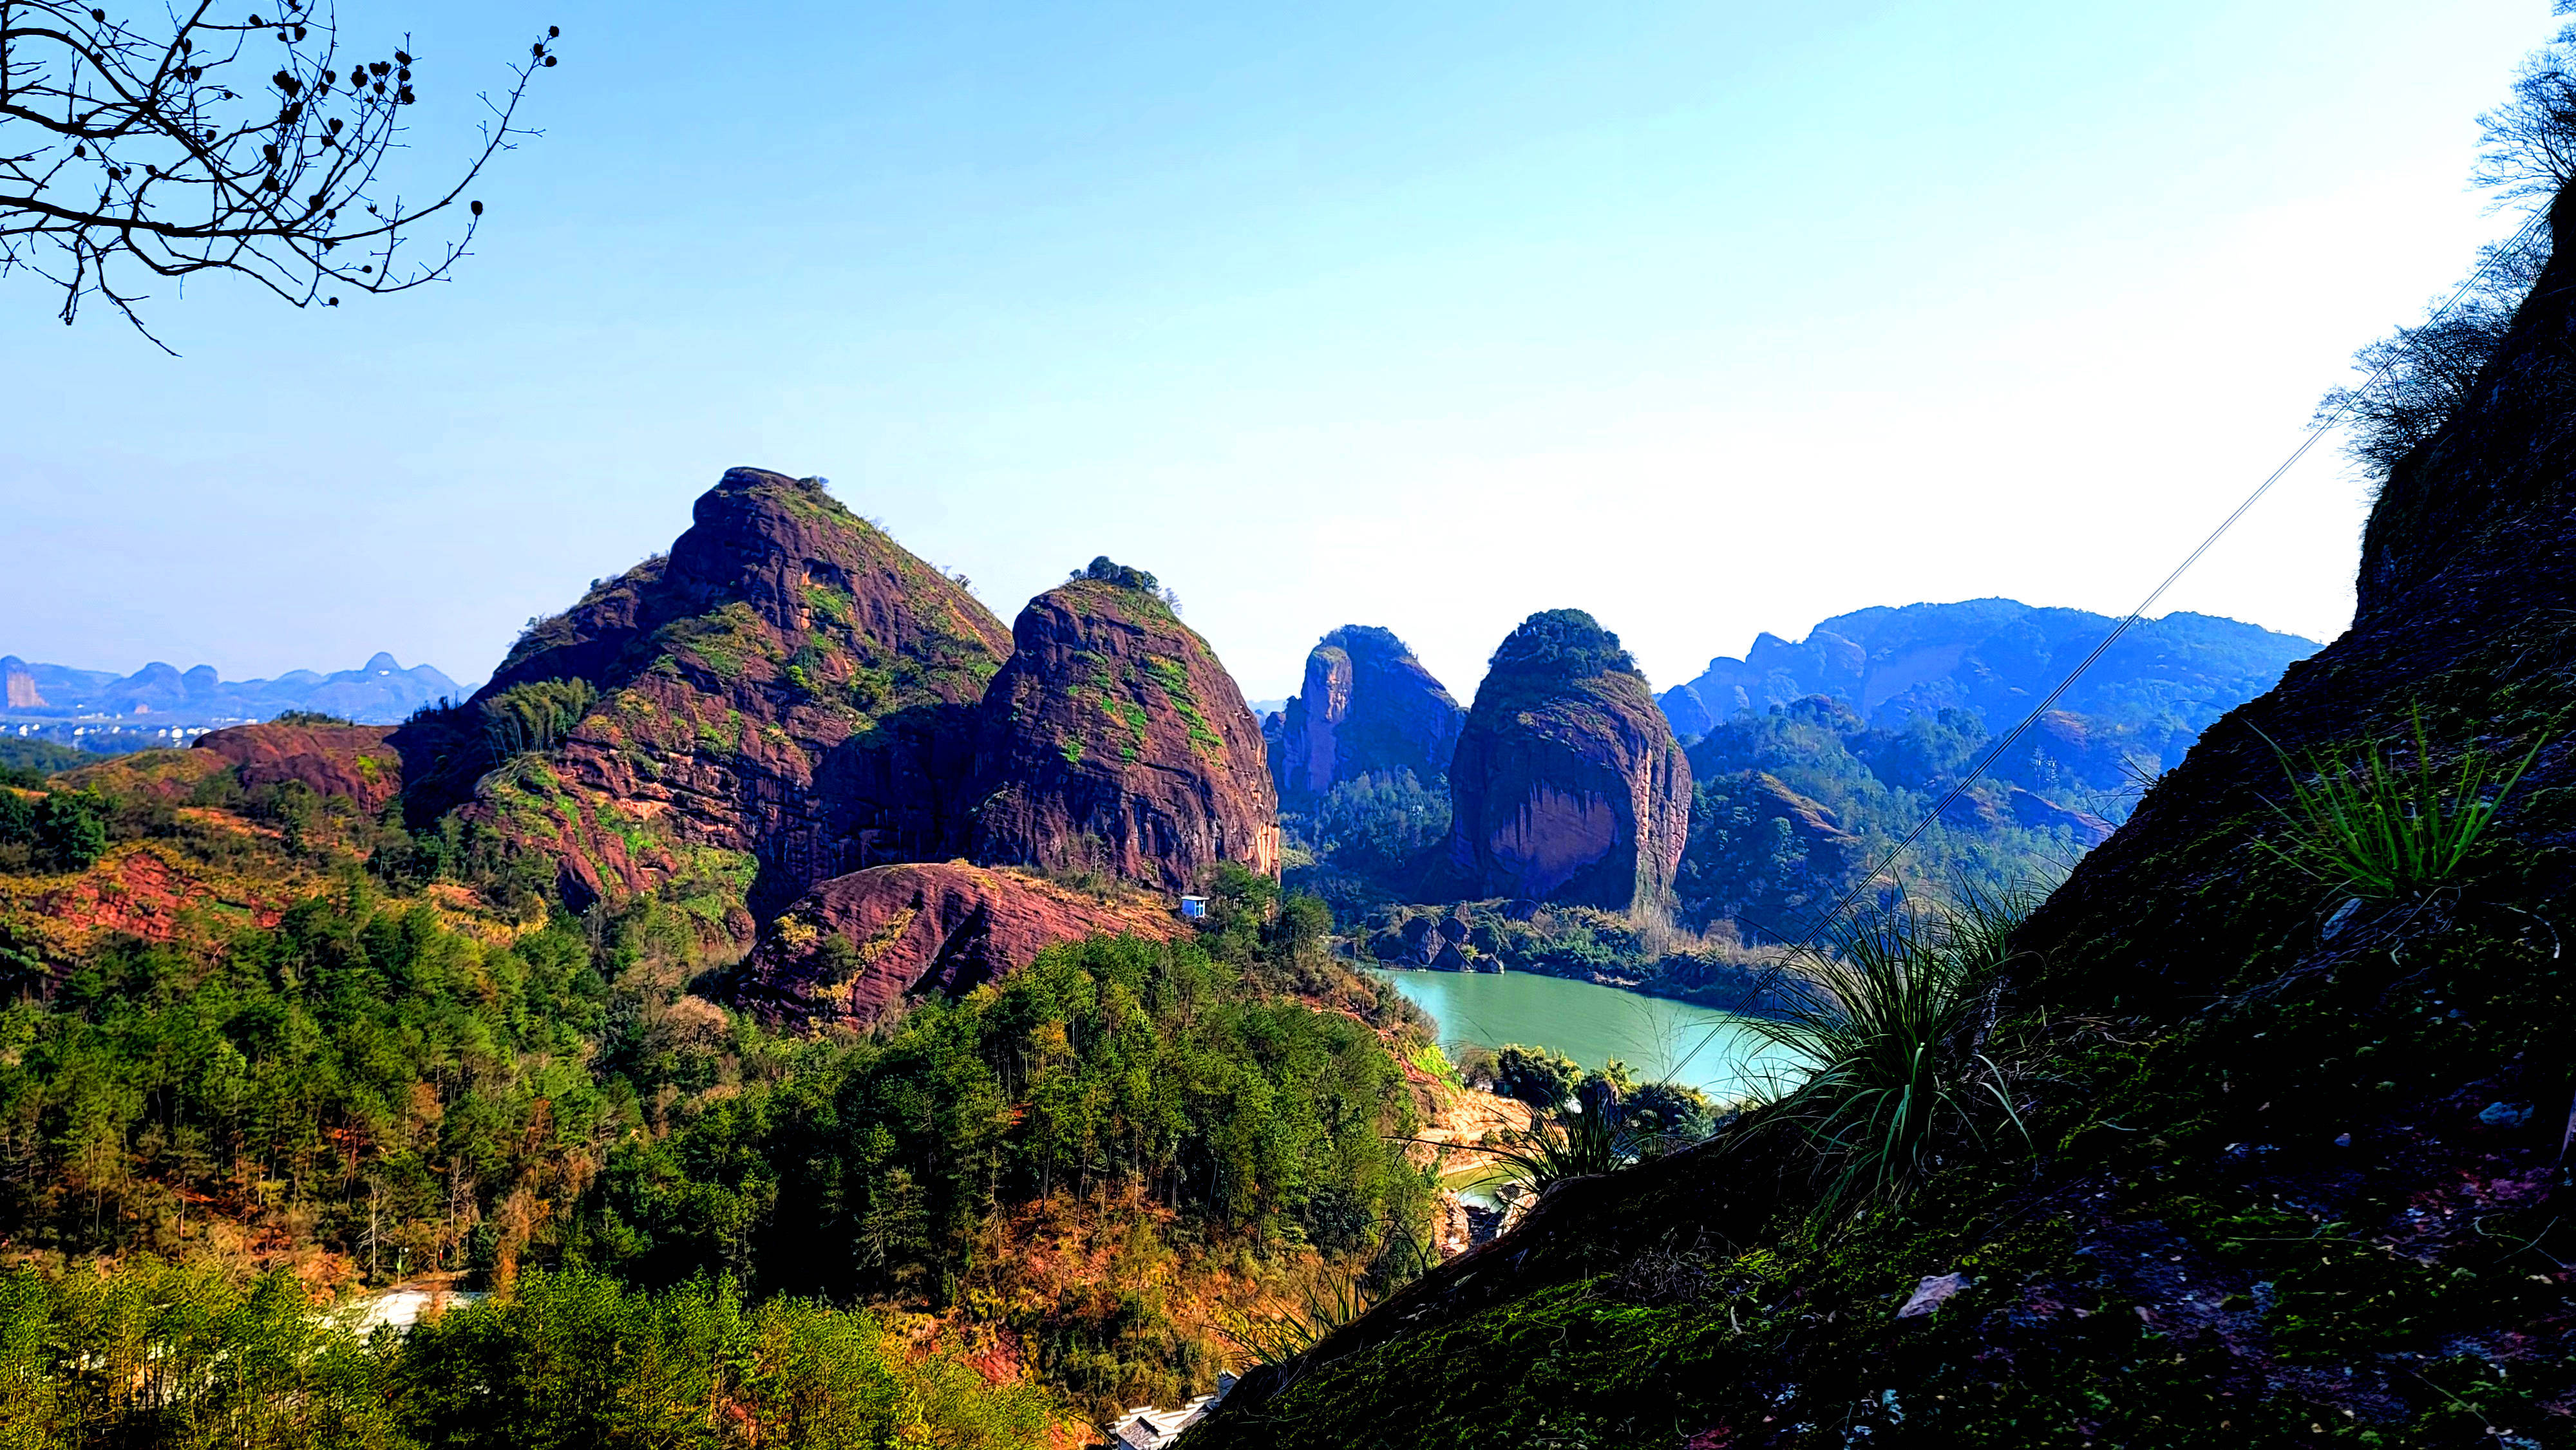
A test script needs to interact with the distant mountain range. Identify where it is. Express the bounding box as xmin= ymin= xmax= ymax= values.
xmin=1658 ymin=599 xmax=2318 ymax=751
xmin=1267 ymin=599 xmax=2320 ymax=952
xmin=1 ymin=651 xmax=466 ymax=748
